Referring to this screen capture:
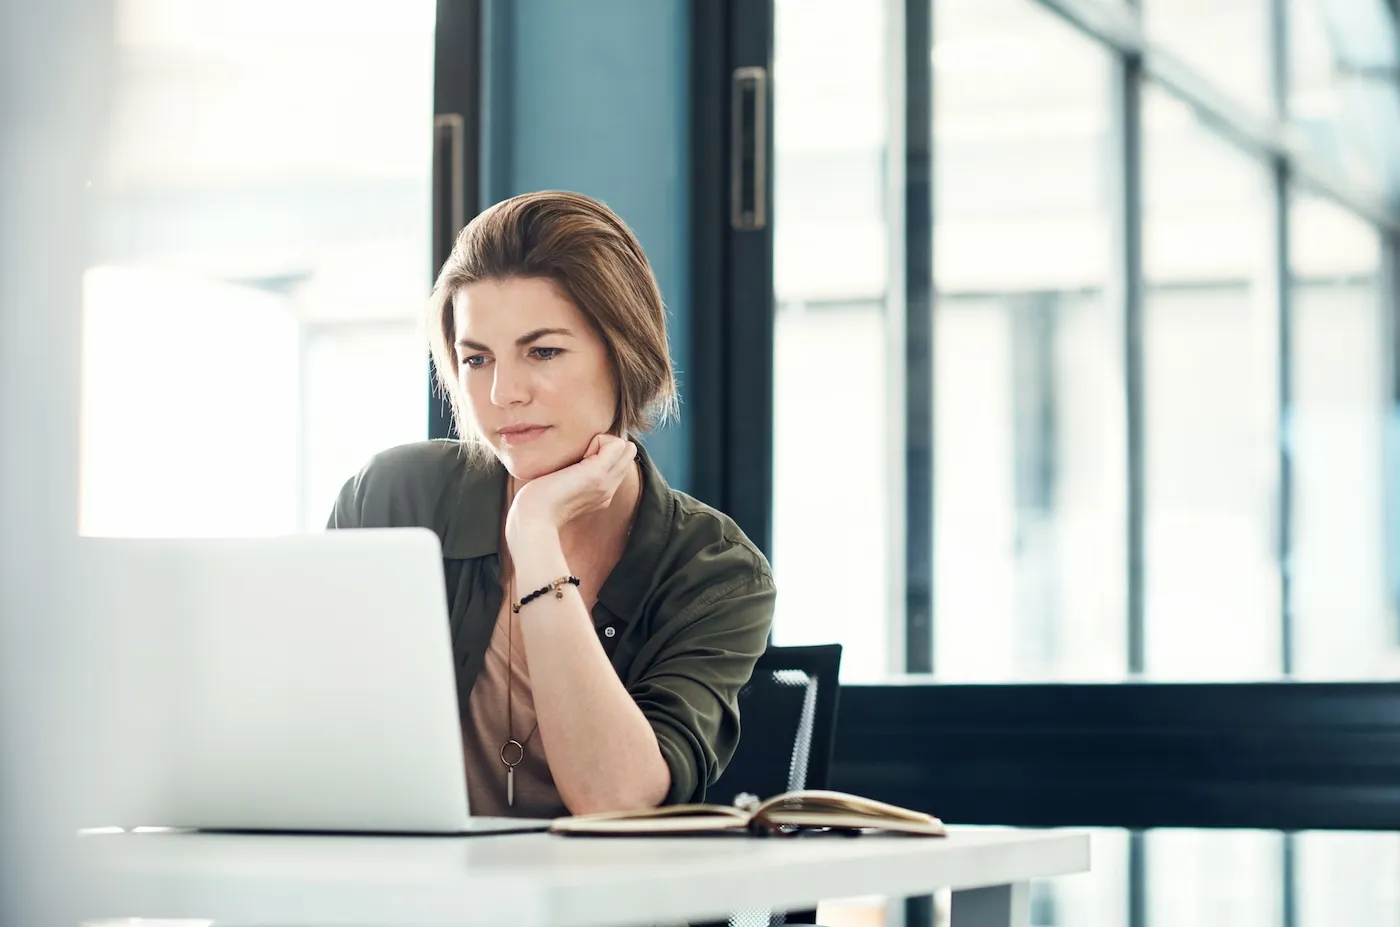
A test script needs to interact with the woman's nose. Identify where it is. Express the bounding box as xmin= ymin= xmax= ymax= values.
xmin=490 ymin=360 xmax=529 ymax=407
